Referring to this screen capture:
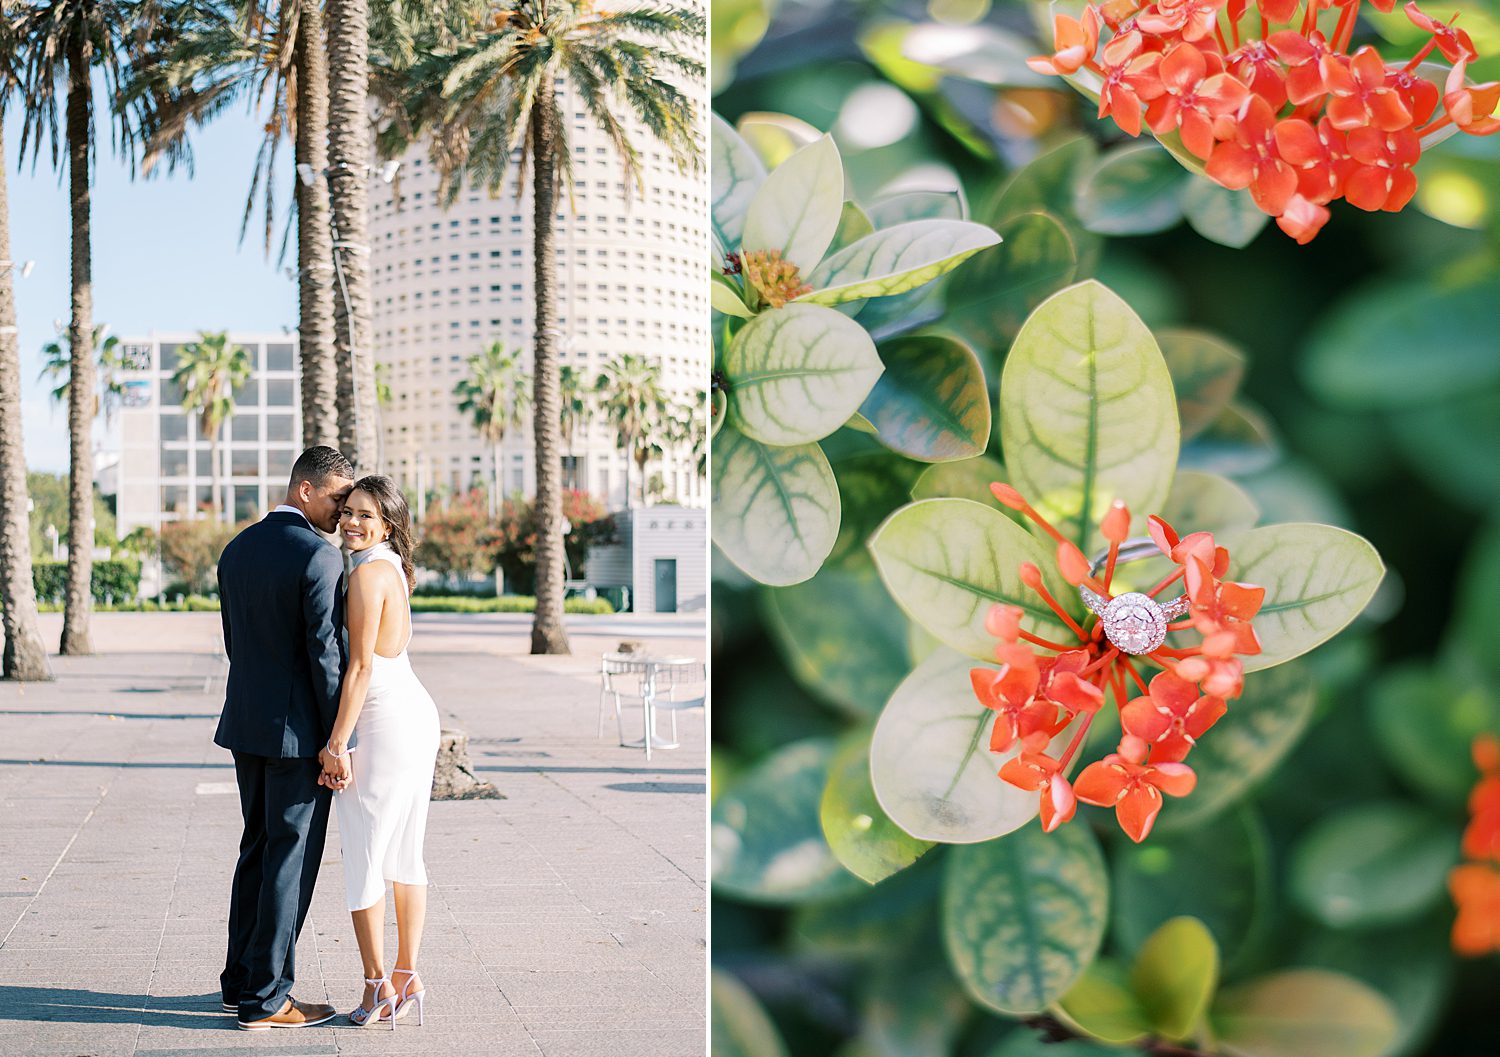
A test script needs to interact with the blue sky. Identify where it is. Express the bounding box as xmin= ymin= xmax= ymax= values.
xmin=6 ymin=89 xmax=295 ymax=473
